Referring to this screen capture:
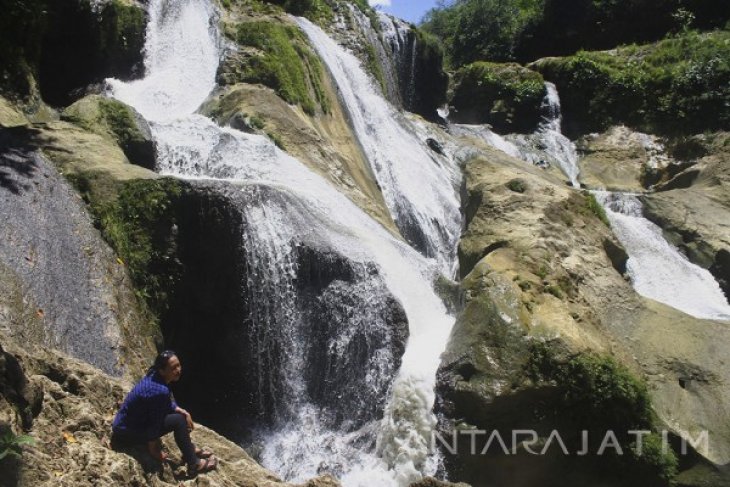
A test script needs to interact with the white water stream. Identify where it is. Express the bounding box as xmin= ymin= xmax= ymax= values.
xmin=451 ymin=79 xmax=730 ymax=321
xmin=297 ymin=18 xmax=462 ymax=276
xmin=107 ymin=0 xmax=458 ymax=485
xmin=595 ymin=192 xmax=730 ymax=321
